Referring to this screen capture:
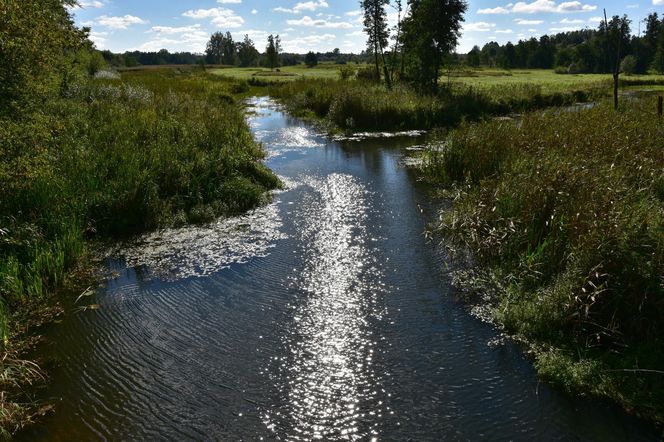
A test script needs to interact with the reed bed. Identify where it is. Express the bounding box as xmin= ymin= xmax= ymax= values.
xmin=423 ymin=98 xmax=664 ymax=424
